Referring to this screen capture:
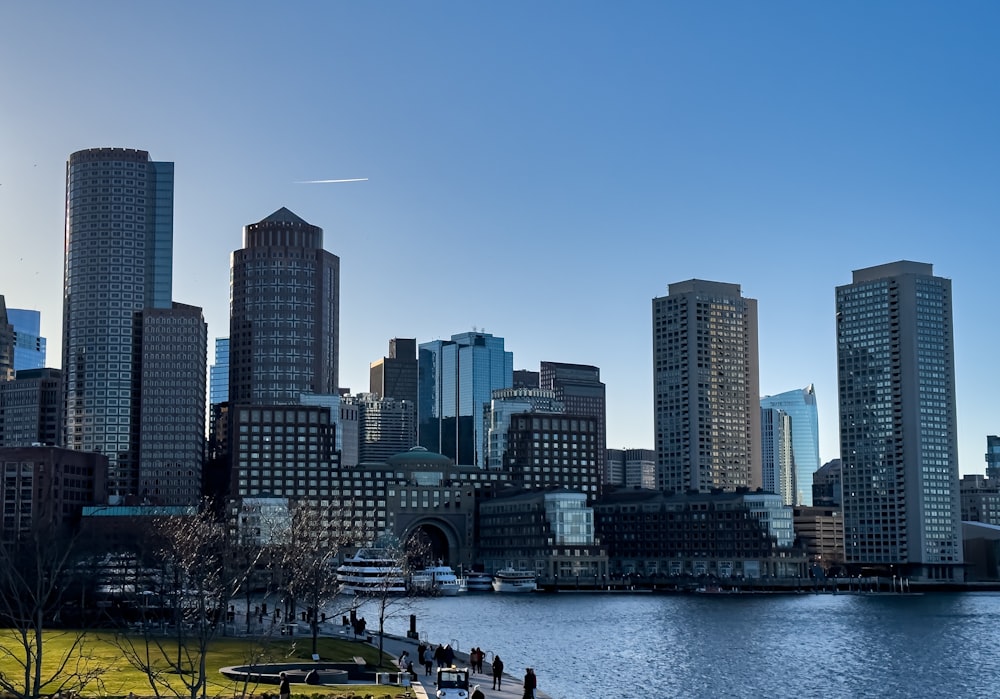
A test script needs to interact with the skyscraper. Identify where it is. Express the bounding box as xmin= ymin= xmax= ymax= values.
xmin=229 ymin=207 xmax=340 ymax=405
xmin=0 ymin=297 xmax=13 ymax=382
xmin=760 ymin=385 xmax=821 ymax=505
xmin=62 ymin=147 xmax=183 ymax=498
xmin=369 ymin=338 xmax=417 ymax=447
xmin=836 ymin=261 xmax=962 ymax=581
xmin=539 ymin=362 xmax=607 ymax=485
xmin=7 ymin=308 xmax=46 ymax=371
xmin=418 ymin=331 xmax=513 ymax=466
xmin=652 ymin=279 xmax=762 ymax=493
xmin=760 ymin=407 xmax=794 ymax=505
xmin=210 ymin=338 xmax=230 ymax=407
